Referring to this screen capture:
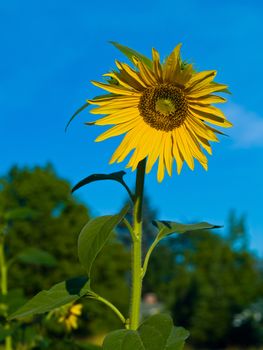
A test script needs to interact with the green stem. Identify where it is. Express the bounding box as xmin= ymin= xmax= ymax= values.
xmin=130 ymin=159 xmax=146 ymax=330
xmin=0 ymin=238 xmax=12 ymax=350
xmin=122 ymin=218 xmax=136 ymax=241
xmin=142 ymin=238 xmax=160 ymax=279
xmin=90 ymin=292 xmax=127 ymax=326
